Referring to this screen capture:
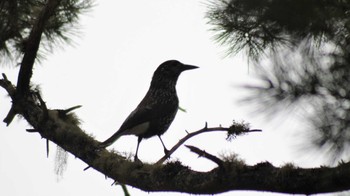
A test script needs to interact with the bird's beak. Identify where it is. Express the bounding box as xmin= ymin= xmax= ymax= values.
xmin=182 ymin=64 xmax=199 ymax=71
